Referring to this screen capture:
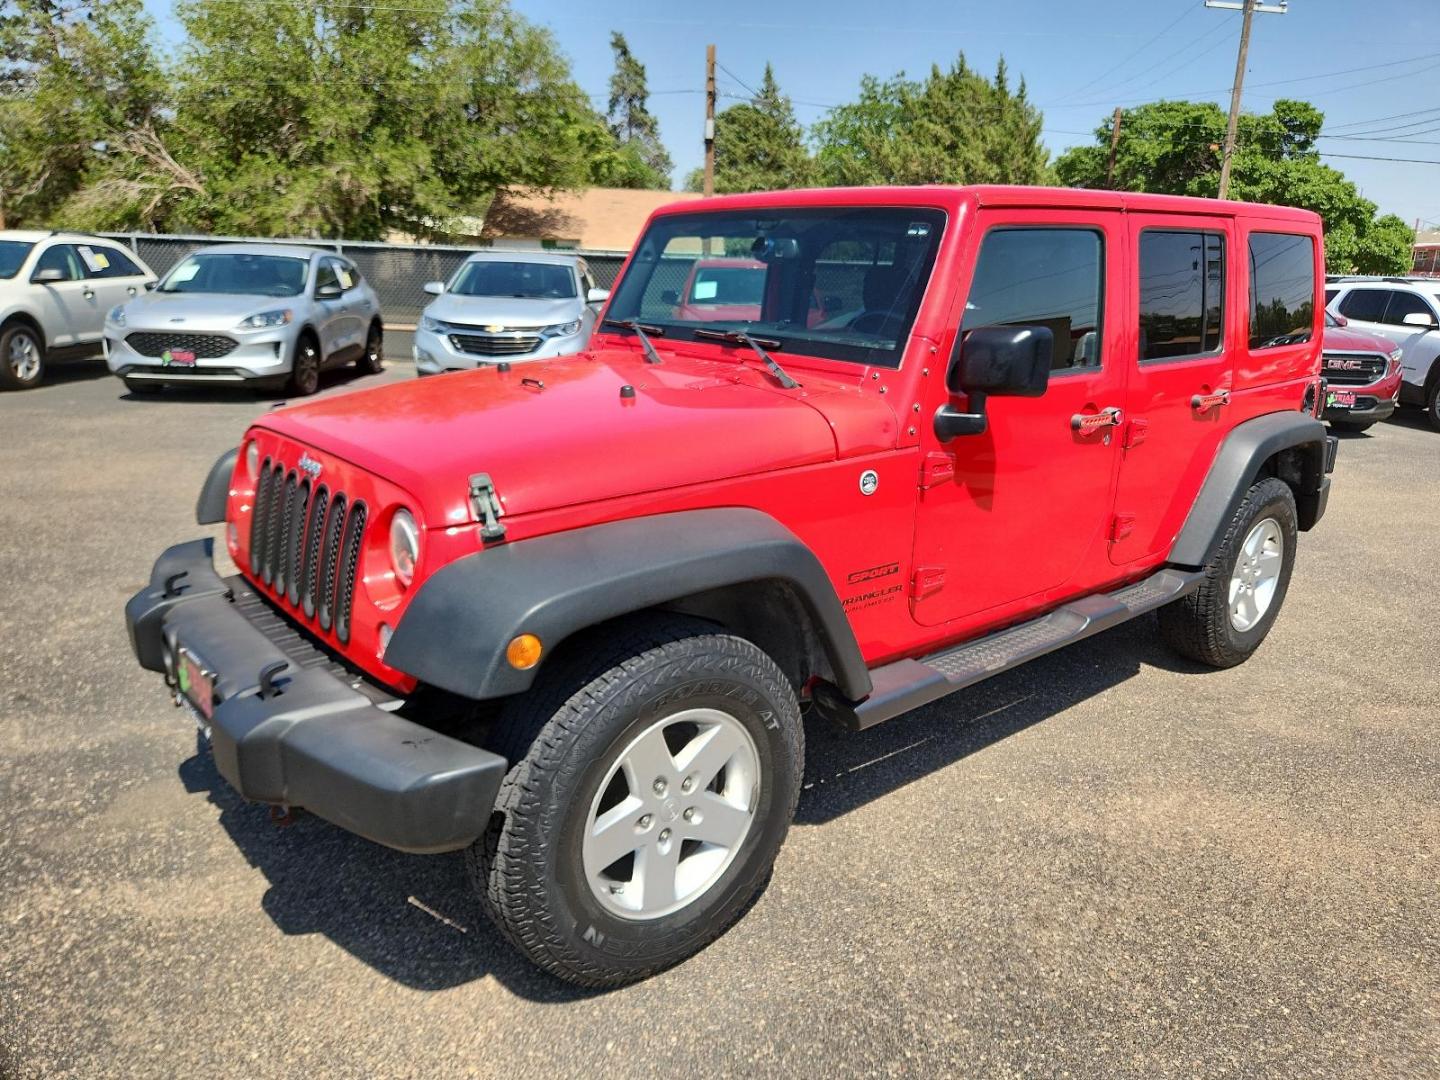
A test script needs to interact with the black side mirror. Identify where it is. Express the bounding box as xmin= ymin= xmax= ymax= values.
xmin=934 ymin=325 xmax=1052 ymax=440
